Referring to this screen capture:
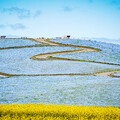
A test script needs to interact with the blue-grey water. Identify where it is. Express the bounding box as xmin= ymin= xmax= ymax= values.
xmin=0 ymin=39 xmax=120 ymax=107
